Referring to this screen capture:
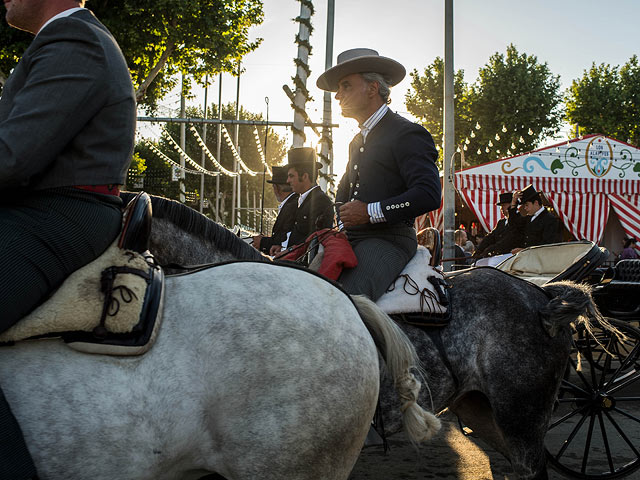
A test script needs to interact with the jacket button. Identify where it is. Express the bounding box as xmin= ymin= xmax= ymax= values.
xmin=303 ymin=215 xmax=307 ymax=219
xmin=359 ymin=147 xmax=364 ymax=153
xmin=386 ymin=206 xmax=390 ymax=210
xmin=350 ymin=182 xmax=353 ymax=188
xmin=406 ymin=201 xmax=410 ymax=206
xmin=354 ymin=191 xmax=358 ymax=195
xmin=354 ymin=165 xmax=358 ymax=170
